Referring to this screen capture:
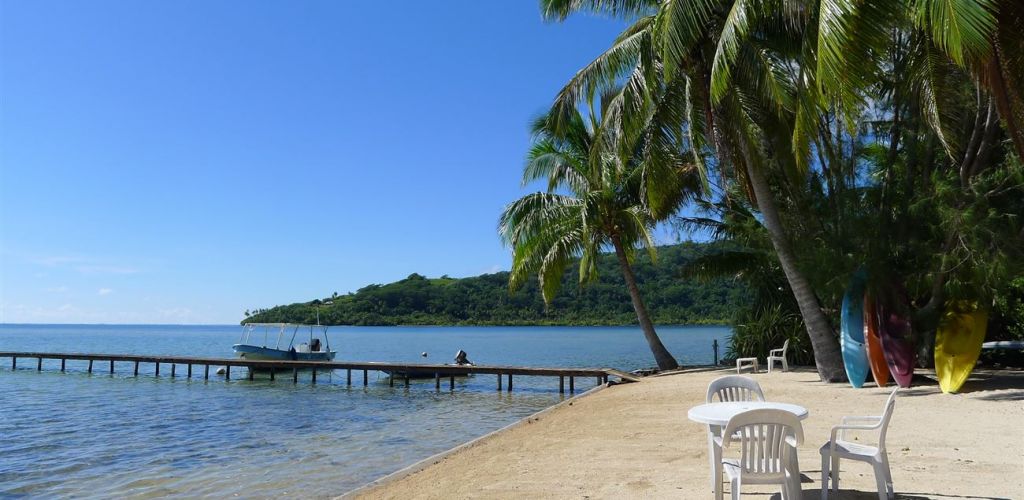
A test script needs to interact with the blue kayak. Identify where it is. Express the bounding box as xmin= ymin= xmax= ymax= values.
xmin=841 ymin=270 xmax=870 ymax=388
